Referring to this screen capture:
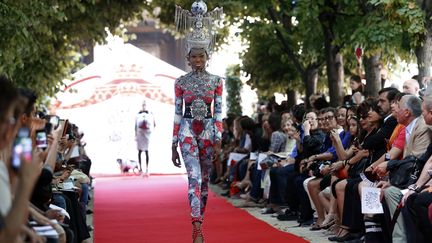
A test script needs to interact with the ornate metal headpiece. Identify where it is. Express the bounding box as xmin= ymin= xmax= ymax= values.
xmin=175 ymin=0 xmax=223 ymax=56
